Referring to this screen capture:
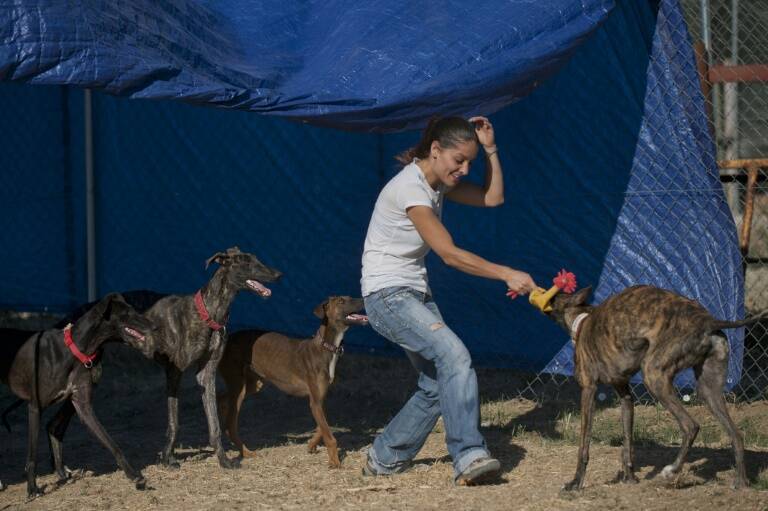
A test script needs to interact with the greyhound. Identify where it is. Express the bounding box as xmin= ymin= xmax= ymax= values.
xmin=217 ymin=296 xmax=368 ymax=467
xmin=1 ymin=293 xmax=157 ymax=499
xmin=53 ymin=290 xmax=169 ymax=329
xmin=134 ymin=247 xmax=282 ymax=469
xmin=546 ymin=285 xmax=760 ymax=491
xmin=0 ymin=289 xmax=169 ymax=494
